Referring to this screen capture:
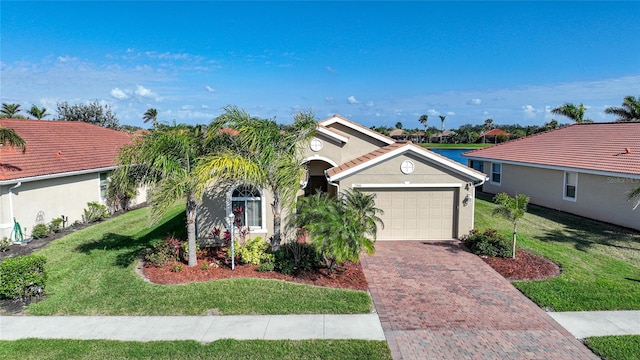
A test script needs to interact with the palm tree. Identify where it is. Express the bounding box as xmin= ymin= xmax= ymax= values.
xmin=439 ymin=115 xmax=446 ymax=143
xmin=492 ymin=192 xmax=529 ymax=259
xmin=1 ymin=103 xmax=22 ymax=118
xmin=113 ymin=124 xmax=206 ymax=266
xmin=551 ymin=103 xmax=591 ymax=123
xmin=197 ymin=105 xmax=317 ymax=250
xmin=604 ymin=95 xmax=640 ymax=122
xmin=484 ymin=118 xmax=494 ymax=131
xmin=297 ymin=189 xmax=383 ymax=270
xmin=418 ymin=115 xmax=428 ymax=143
xmin=143 ymin=108 xmax=159 ymax=128
xmin=27 ymin=105 xmax=50 ymax=120
xmin=0 ymin=126 xmax=27 ymax=152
